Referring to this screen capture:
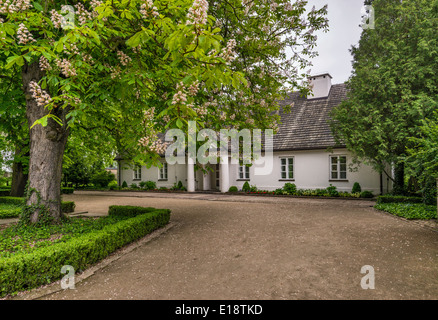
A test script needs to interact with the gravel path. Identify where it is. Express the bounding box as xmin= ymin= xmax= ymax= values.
xmin=35 ymin=191 xmax=438 ymax=300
